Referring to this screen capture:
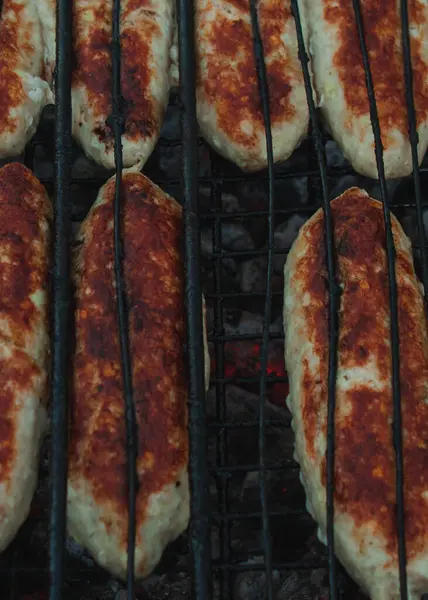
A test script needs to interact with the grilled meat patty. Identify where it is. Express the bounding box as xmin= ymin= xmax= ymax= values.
xmin=68 ymin=172 xmax=210 ymax=580
xmin=0 ymin=0 xmax=52 ymax=158
xmin=194 ymin=0 xmax=309 ymax=171
xmin=302 ymin=0 xmax=428 ymax=179
xmin=0 ymin=163 xmax=51 ymax=553
xmin=283 ymin=187 xmax=428 ymax=599
xmin=70 ymin=0 xmax=174 ymax=170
